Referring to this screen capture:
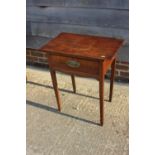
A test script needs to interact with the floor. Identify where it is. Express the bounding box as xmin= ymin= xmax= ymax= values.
xmin=26 ymin=66 xmax=129 ymax=155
